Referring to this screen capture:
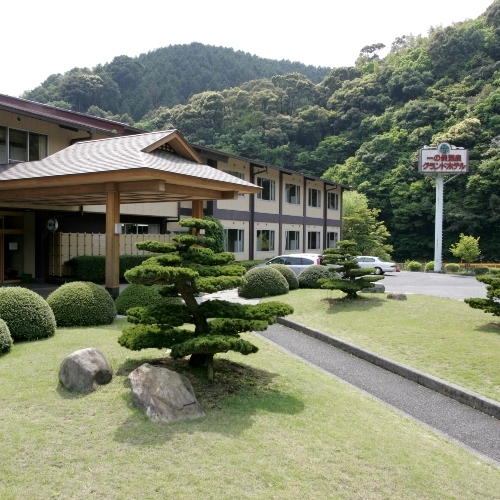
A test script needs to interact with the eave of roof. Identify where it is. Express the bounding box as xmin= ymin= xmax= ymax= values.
xmin=0 ymin=93 xmax=143 ymax=136
xmin=191 ymin=143 xmax=353 ymax=190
